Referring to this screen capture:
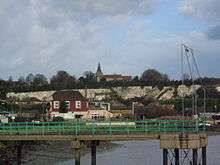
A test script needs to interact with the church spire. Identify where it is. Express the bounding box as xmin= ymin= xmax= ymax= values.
xmin=96 ymin=62 xmax=103 ymax=75
xmin=96 ymin=62 xmax=103 ymax=82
